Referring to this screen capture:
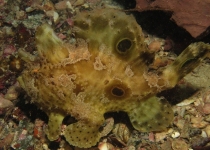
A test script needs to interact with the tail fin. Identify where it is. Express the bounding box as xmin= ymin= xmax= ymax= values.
xmin=162 ymin=42 xmax=210 ymax=88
